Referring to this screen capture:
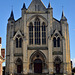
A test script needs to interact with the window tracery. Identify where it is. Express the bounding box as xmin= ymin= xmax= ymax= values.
xmin=29 ymin=18 xmax=46 ymax=45
xmin=29 ymin=22 xmax=33 ymax=45
xmin=53 ymin=36 xmax=60 ymax=47
xmin=35 ymin=18 xmax=40 ymax=45
xmin=42 ymin=22 xmax=46 ymax=44
xmin=16 ymin=35 xmax=22 ymax=48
